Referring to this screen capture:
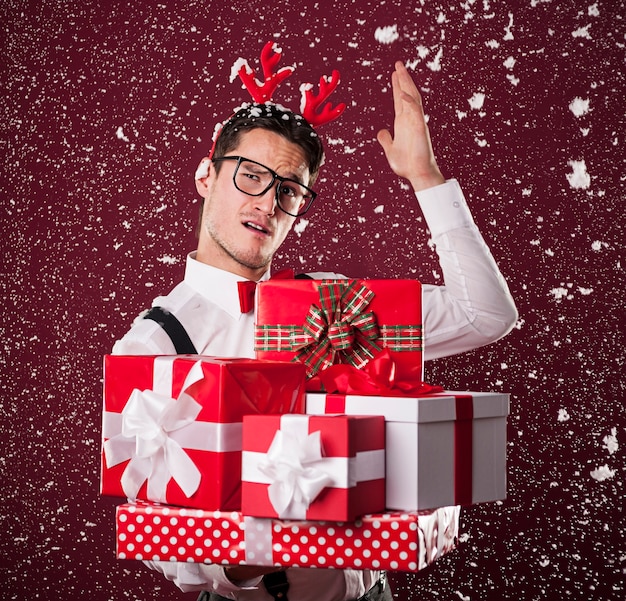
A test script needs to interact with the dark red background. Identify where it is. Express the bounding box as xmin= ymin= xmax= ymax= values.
xmin=3 ymin=1 xmax=624 ymax=599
